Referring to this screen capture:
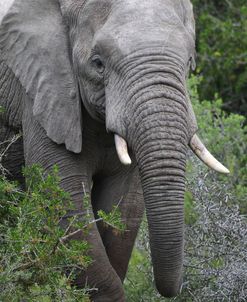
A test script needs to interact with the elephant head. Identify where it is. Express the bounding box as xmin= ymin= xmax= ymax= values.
xmin=0 ymin=0 xmax=229 ymax=297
